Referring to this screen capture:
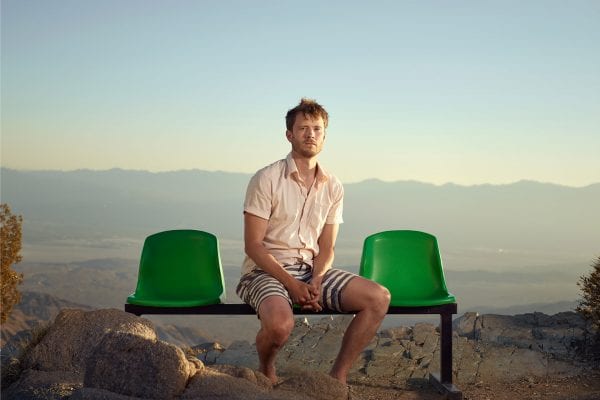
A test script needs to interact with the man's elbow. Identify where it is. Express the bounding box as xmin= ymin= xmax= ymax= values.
xmin=318 ymin=246 xmax=335 ymax=258
xmin=244 ymin=241 xmax=261 ymax=258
